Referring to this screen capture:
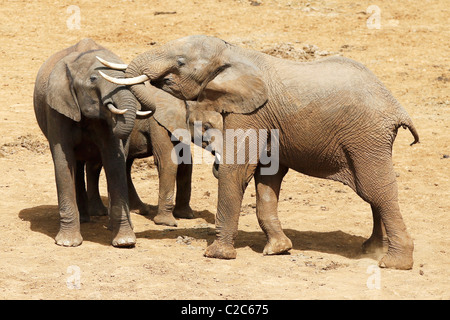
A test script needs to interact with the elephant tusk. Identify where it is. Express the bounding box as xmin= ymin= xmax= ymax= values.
xmin=107 ymin=103 xmax=128 ymax=115
xmin=99 ymin=71 xmax=149 ymax=86
xmin=96 ymin=56 xmax=128 ymax=70
xmin=215 ymin=152 xmax=222 ymax=164
xmin=136 ymin=110 xmax=153 ymax=117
